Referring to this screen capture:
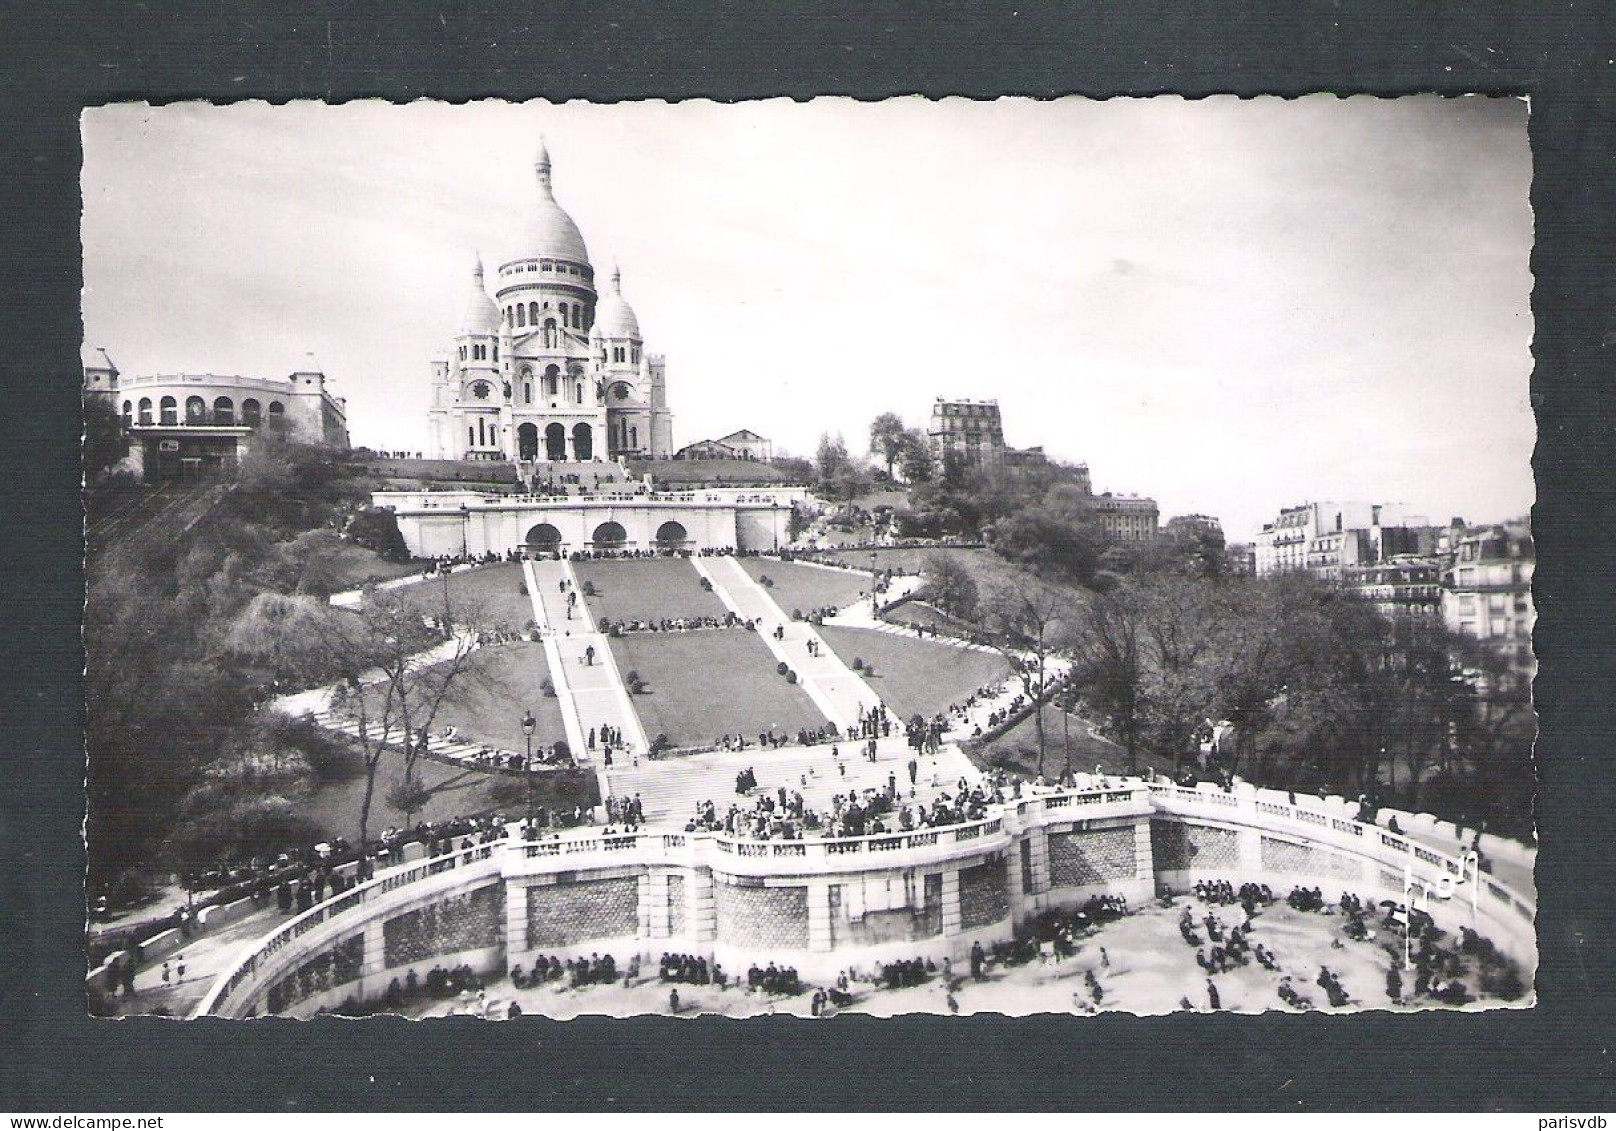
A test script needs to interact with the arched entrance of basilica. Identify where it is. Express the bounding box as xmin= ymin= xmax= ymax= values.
xmin=518 ymin=423 xmax=539 ymax=461
xmin=544 ymin=423 xmax=567 ymax=461
xmin=572 ymin=422 xmax=593 ymax=461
